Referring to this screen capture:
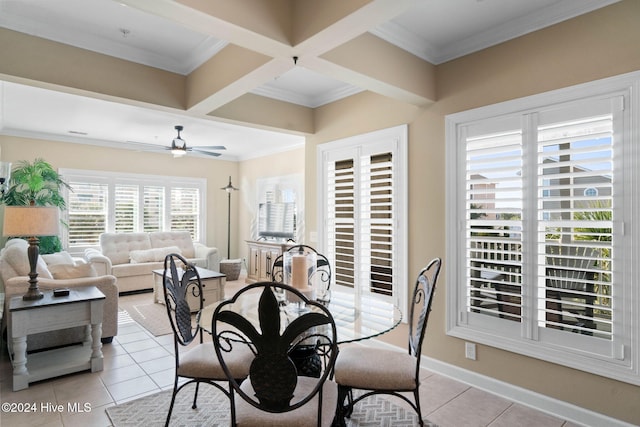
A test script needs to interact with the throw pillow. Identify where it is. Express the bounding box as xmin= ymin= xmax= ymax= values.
xmin=48 ymin=262 xmax=98 ymax=280
xmin=130 ymin=246 xmax=182 ymax=263
xmin=42 ymin=251 xmax=76 ymax=266
xmin=1 ymin=239 xmax=53 ymax=279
